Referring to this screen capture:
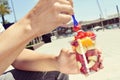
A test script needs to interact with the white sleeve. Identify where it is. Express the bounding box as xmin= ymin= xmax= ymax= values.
xmin=0 ymin=23 xmax=5 ymax=33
